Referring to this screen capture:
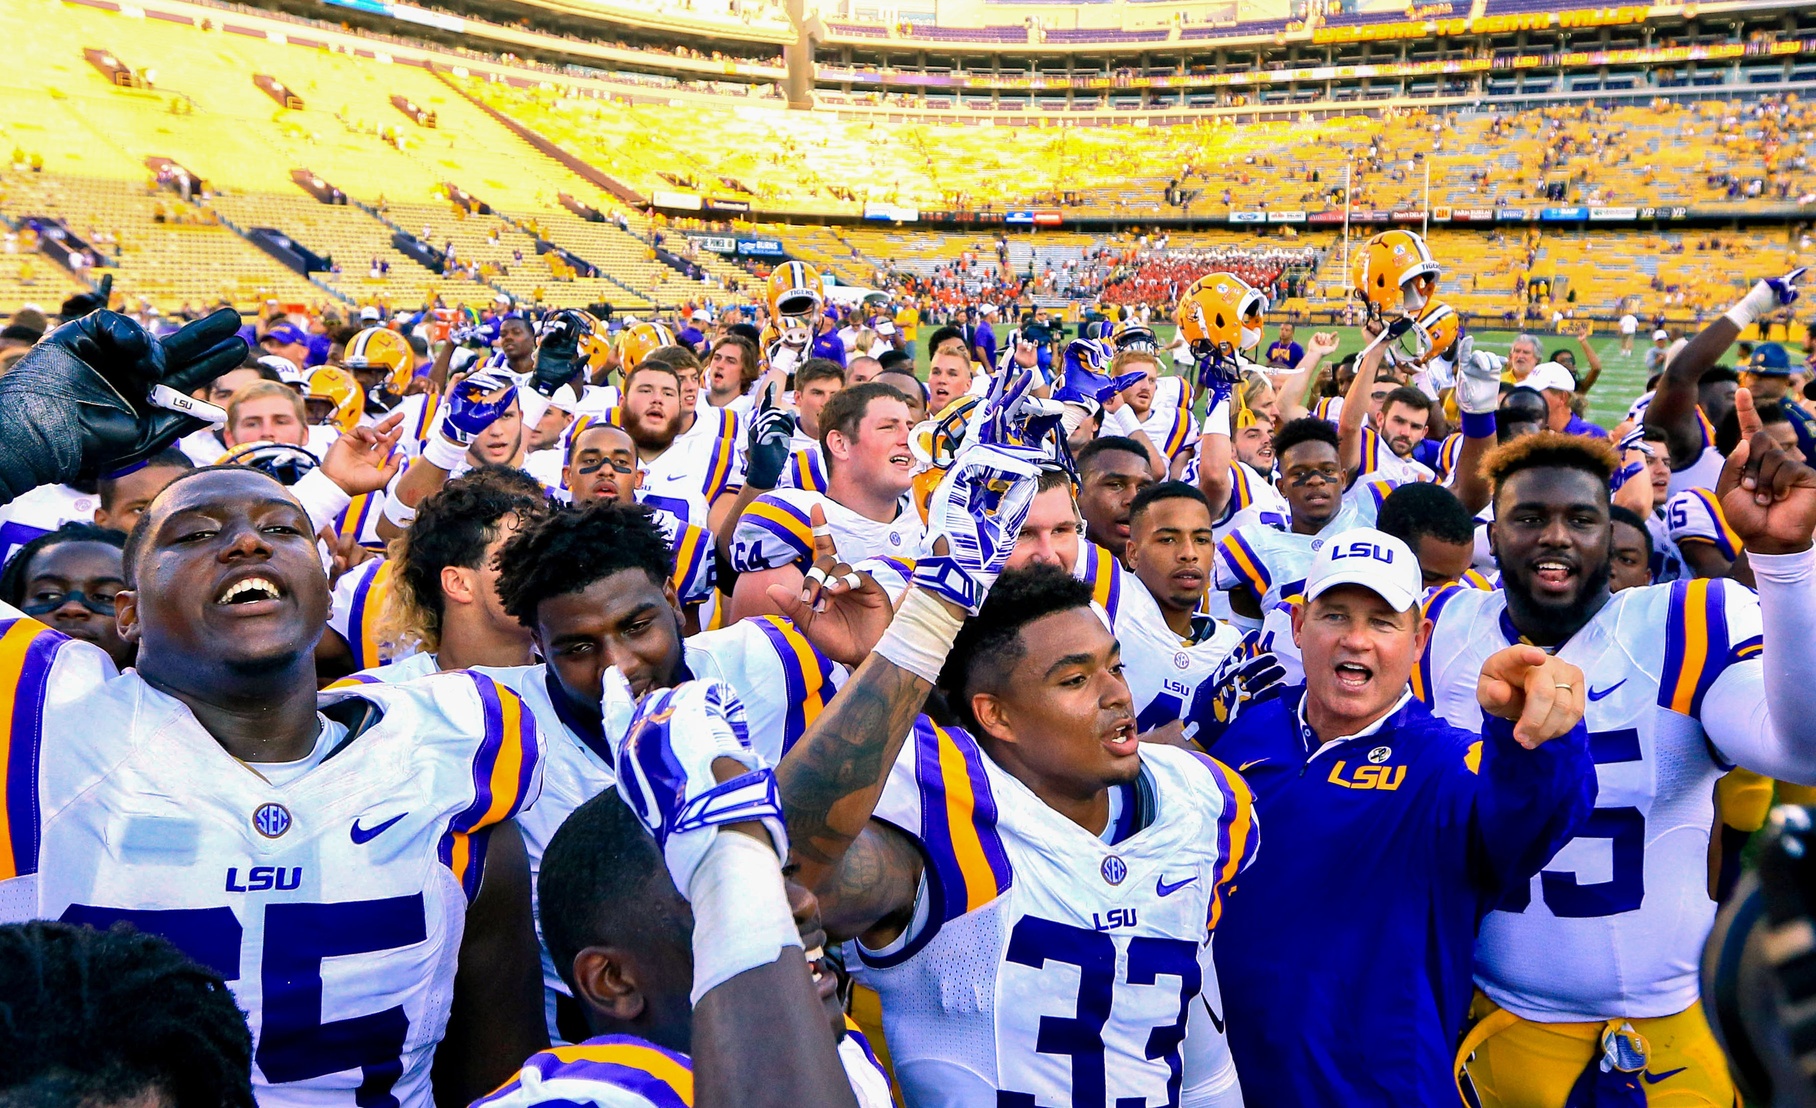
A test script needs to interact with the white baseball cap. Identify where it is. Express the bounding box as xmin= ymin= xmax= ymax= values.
xmin=359 ymin=306 xmax=382 ymax=322
xmin=1304 ymin=528 xmax=1422 ymax=613
xmin=545 ymin=382 xmax=583 ymax=413
xmin=1525 ymin=361 xmax=1577 ymax=394
xmin=691 ymin=309 xmax=711 ymax=322
xmin=257 ymin=353 xmax=305 ymax=386
xmin=1652 ymin=329 xmax=1669 ymax=341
